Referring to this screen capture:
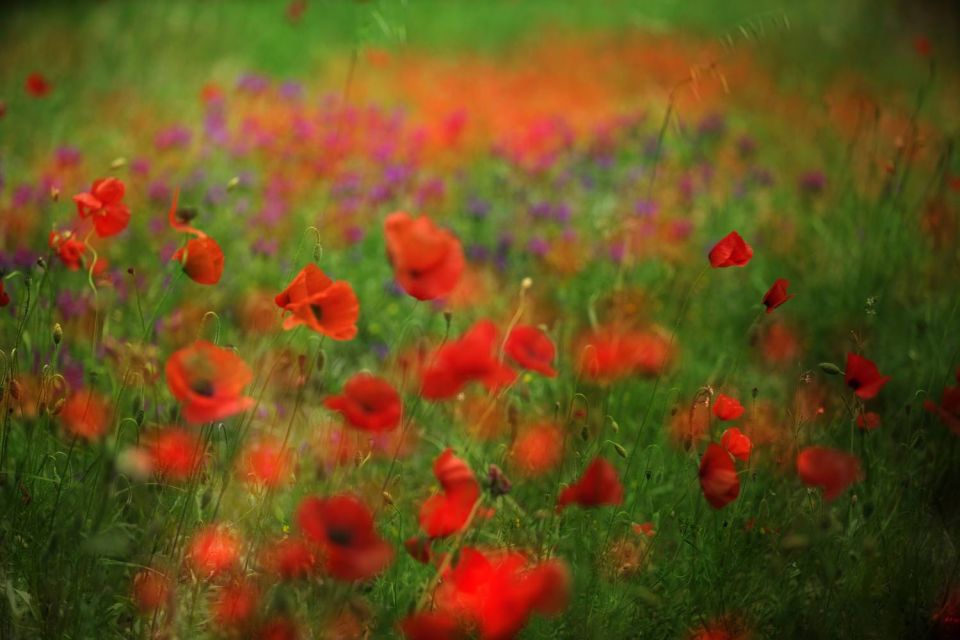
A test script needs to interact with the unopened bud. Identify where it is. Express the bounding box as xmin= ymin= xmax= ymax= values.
xmin=612 ymin=442 xmax=628 ymax=459
xmin=110 ymin=157 xmax=127 ymax=170
xmin=50 ymin=398 xmax=66 ymax=416
xmin=487 ymin=464 xmax=512 ymax=497
xmin=50 ymin=187 xmax=60 ymax=202
xmin=819 ymin=362 xmax=844 ymax=376
xmin=53 ymin=323 xmax=63 ymax=345
xmin=521 ymin=277 xmax=533 ymax=290
xmin=381 ymin=491 xmax=395 ymax=506
xmin=227 ymin=176 xmax=240 ymax=191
